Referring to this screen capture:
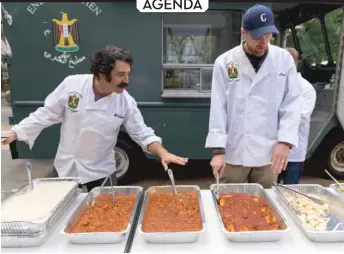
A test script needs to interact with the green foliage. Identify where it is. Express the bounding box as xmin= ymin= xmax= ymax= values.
xmin=326 ymin=8 xmax=343 ymax=62
xmin=288 ymin=8 xmax=343 ymax=66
